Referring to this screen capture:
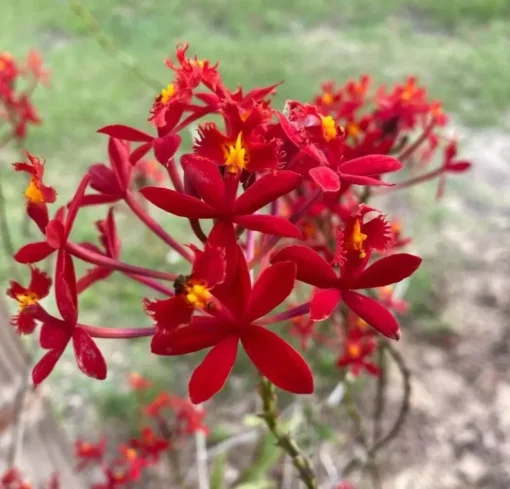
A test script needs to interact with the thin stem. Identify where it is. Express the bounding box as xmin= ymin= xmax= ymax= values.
xmin=249 ymin=189 xmax=322 ymax=268
xmin=257 ymin=302 xmax=310 ymax=325
xmin=125 ymin=190 xmax=193 ymax=262
xmin=195 ymin=425 xmax=210 ymax=489
xmin=166 ymin=158 xmax=184 ymax=193
xmin=189 ymin=219 xmax=207 ymax=243
xmin=396 ymin=118 xmax=435 ymax=162
xmin=81 ymin=324 xmax=155 ymax=339
xmin=66 ymin=0 xmax=161 ymax=90
xmin=372 ymin=343 xmax=387 ymax=444
xmin=258 ymin=377 xmax=317 ymax=489
xmin=67 ymin=241 xmax=177 ymax=281
xmin=126 ymin=273 xmax=174 ymax=296
xmin=376 ymin=166 xmax=443 ymax=194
